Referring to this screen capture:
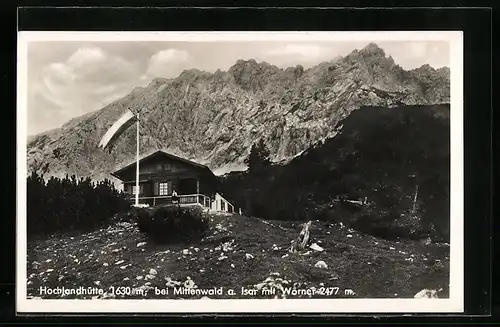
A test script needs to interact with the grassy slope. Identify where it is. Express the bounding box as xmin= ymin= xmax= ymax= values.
xmin=27 ymin=213 xmax=449 ymax=300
